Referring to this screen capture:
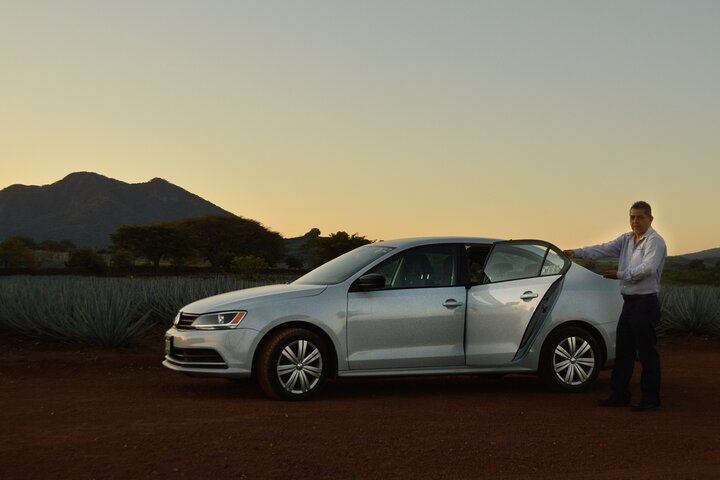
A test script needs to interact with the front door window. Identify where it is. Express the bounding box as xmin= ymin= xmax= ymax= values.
xmin=366 ymin=244 xmax=458 ymax=289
